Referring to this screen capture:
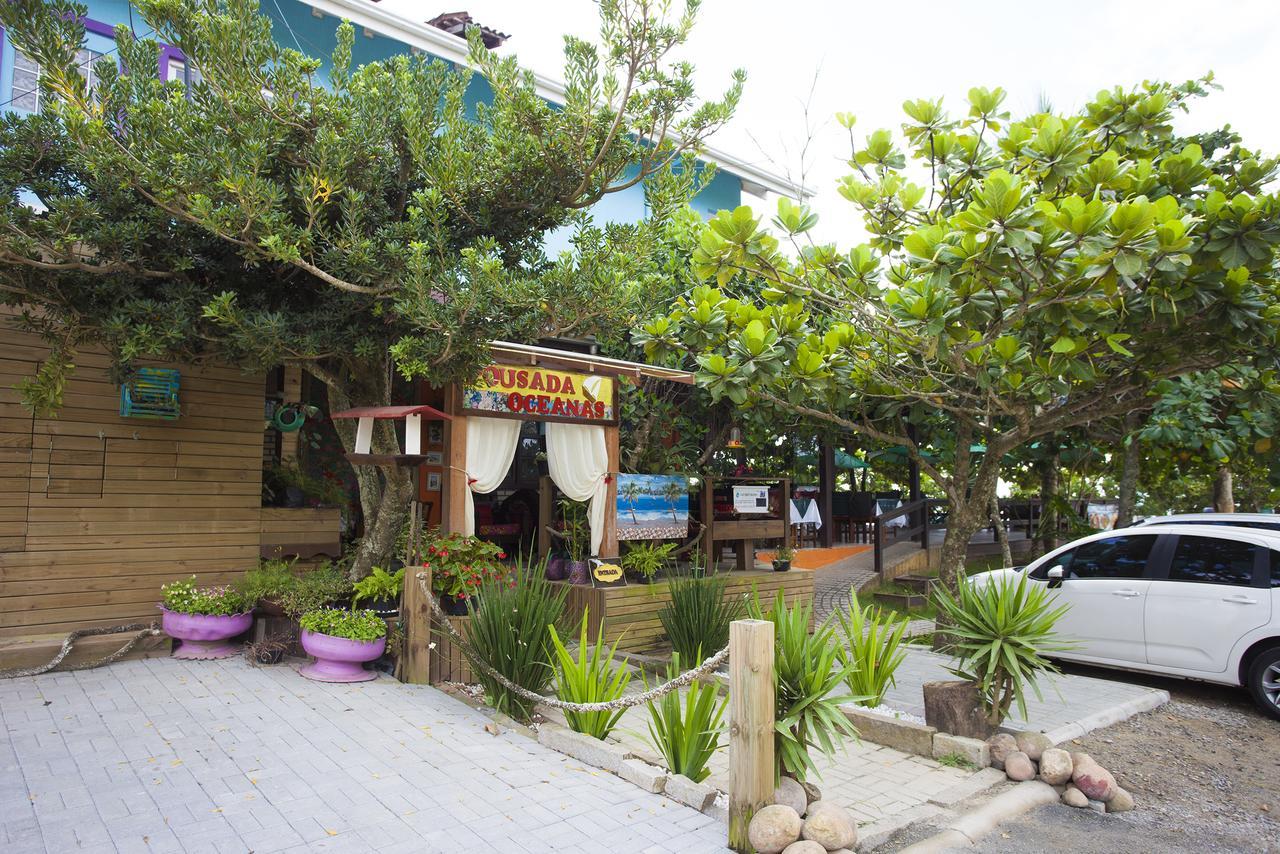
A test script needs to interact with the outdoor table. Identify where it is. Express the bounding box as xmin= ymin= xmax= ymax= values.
xmin=879 ymin=498 xmax=907 ymax=529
